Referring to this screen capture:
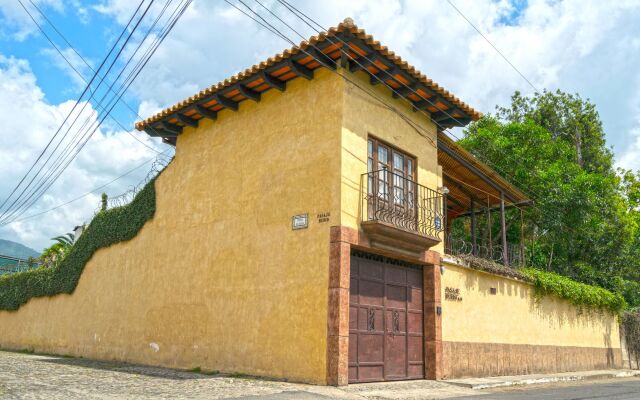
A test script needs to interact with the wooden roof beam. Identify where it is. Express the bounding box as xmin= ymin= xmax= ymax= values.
xmin=260 ymin=71 xmax=286 ymax=92
xmin=145 ymin=124 xmax=179 ymax=138
xmin=160 ymin=121 xmax=182 ymax=135
xmin=431 ymin=109 xmax=464 ymax=122
xmin=214 ymin=93 xmax=239 ymax=111
xmin=309 ymin=47 xmax=336 ymax=69
xmin=348 ymin=52 xmax=377 ymax=72
xmin=175 ymin=113 xmax=198 ymax=128
xmin=194 ymin=105 xmax=217 ymax=120
xmin=238 ymin=85 xmax=261 ymax=102
xmin=392 ymin=82 xmax=417 ymax=98
xmin=370 ymin=65 xmax=401 ymax=85
xmin=439 ymin=140 xmax=518 ymax=203
xmin=287 ymin=59 xmax=314 ymax=80
xmin=437 ymin=117 xmax=472 ymax=127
